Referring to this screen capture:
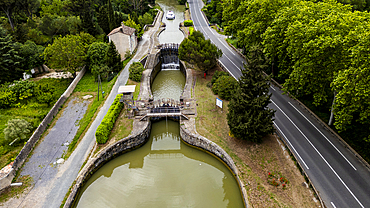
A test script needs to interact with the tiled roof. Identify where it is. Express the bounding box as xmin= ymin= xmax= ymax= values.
xmin=107 ymin=24 xmax=136 ymax=36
